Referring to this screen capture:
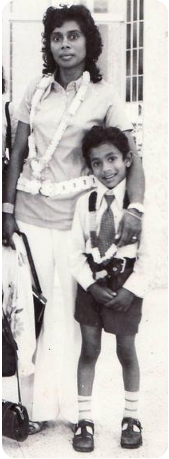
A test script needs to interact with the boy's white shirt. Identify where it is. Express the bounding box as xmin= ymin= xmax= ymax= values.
xmin=70 ymin=178 xmax=148 ymax=298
